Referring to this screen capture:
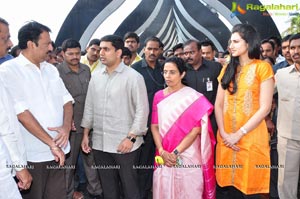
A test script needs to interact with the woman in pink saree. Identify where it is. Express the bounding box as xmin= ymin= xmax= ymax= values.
xmin=151 ymin=57 xmax=216 ymax=199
